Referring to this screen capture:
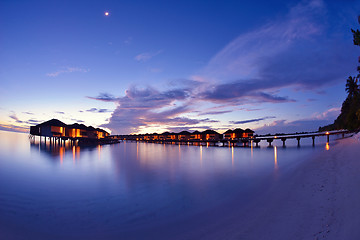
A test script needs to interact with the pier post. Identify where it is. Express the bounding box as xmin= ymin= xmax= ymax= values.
xmin=281 ymin=138 xmax=286 ymax=147
xmin=297 ymin=137 xmax=301 ymax=147
xmin=267 ymin=139 xmax=273 ymax=147
xmin=312 ymin=136 xmax=315 ymax=147
xmin=327 ymin=135 xmax=330 ymax=143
